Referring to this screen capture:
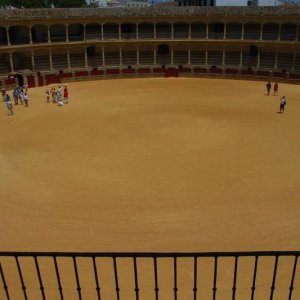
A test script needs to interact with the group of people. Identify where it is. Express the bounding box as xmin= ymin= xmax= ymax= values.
xmin=266 ymin=81 xmax=287 ymax=113
xmin=1 ymin=84 xmax=29 ymax=116
xmin=45 ymin=85 xmax=69 ymax=106
xmin=1 ymin=83 xmax=70 ymax=116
